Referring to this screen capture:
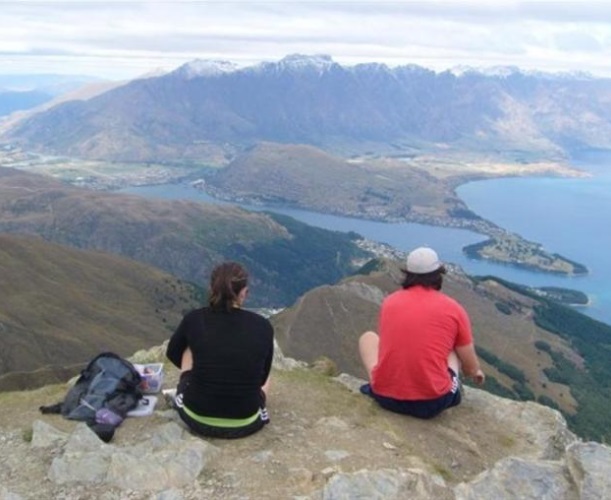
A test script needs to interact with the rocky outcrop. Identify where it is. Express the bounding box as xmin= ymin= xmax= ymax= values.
xmin=1 ymin=346 xmax=609 ymax=499
xmin=454 ymin=441 xmax=611 ymax=499
xmin=8 ymin=381 xmax=609 ymax=499
xmin=322 ymin=468 xmax=452 ymax=500
xmin=45 ymin=421 xmax=217 ymax=490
